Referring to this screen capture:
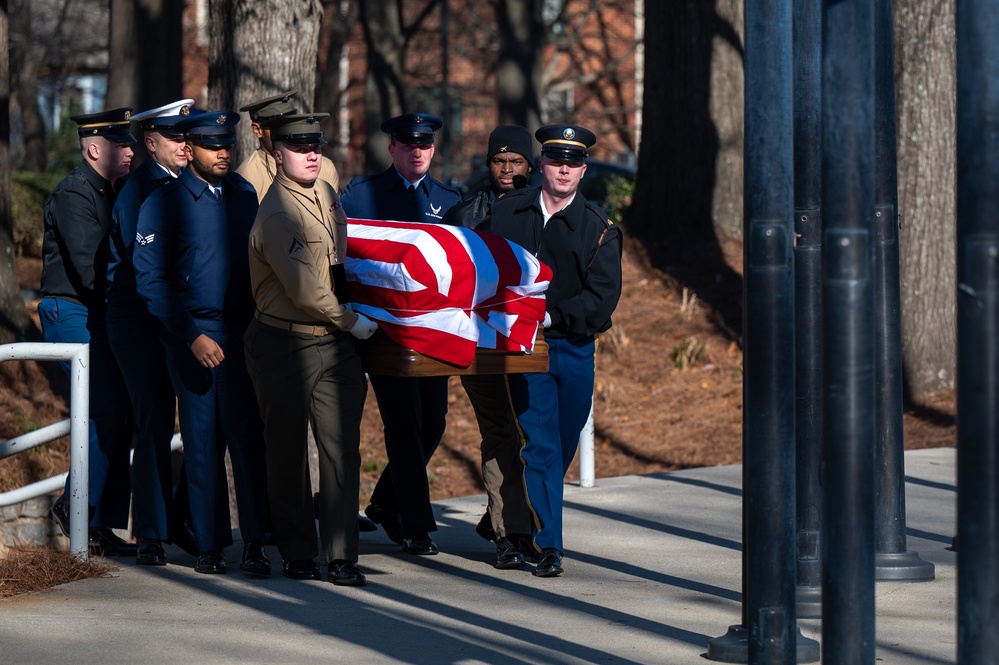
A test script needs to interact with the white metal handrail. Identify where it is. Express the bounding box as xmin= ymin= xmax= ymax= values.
xmin=1 ymin=428 xmax=184 ymax=506
xmin=0 ymin=343 xmax=90 ymax=560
